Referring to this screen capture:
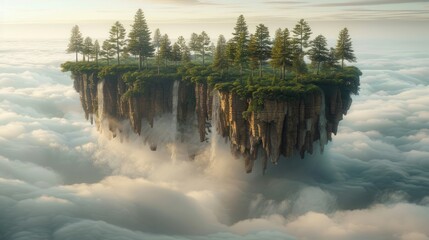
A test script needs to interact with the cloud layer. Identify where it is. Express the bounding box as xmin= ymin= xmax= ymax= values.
xmin=0 ymin=38 xmax=428 ymax=240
